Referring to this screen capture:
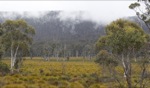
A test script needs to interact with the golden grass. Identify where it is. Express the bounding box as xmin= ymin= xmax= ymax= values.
xmin=1 ymin=57 xmax=150 ymax=88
